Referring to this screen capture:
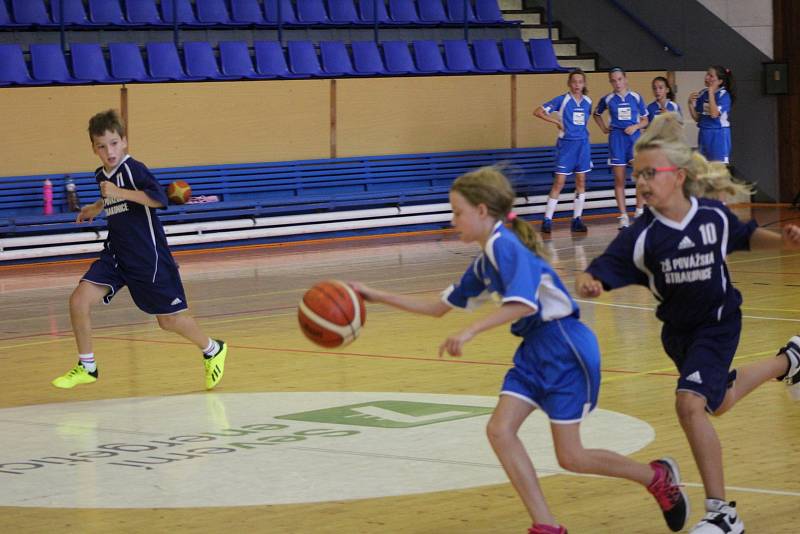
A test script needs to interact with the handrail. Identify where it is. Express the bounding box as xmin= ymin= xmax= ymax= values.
xmin=606 ymin=0 xmax=683 ymax=56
